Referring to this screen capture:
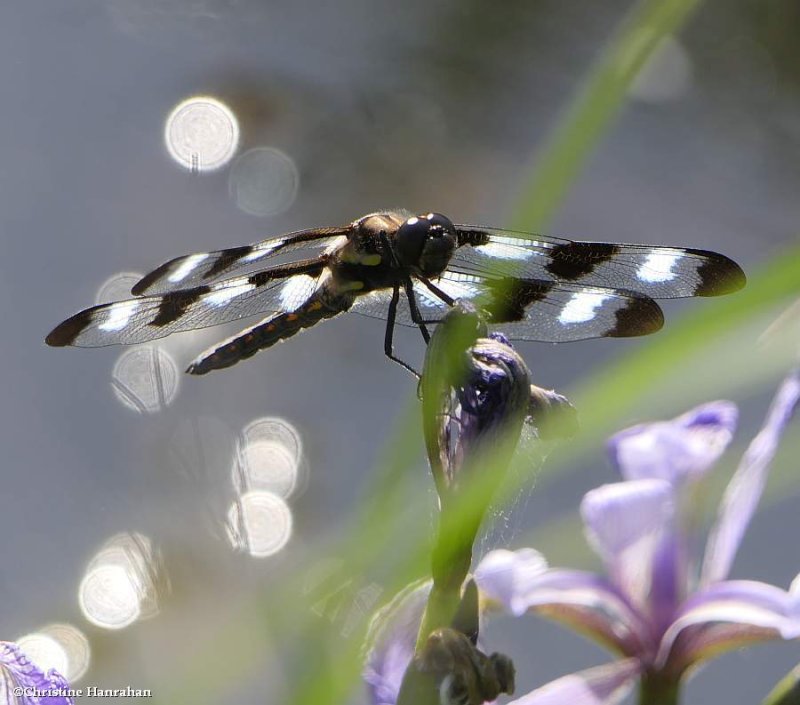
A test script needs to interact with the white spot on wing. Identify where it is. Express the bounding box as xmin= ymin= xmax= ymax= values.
xmin=245 ymin=239 xmax=286 ymax=262
xmin=280 ymin=274 xmax=317 ymax=310
xmin=99 ymin=301 xmax=140 ymax=332
xmin=417 ymin=275 xmax=480 ymax=306
xmin=637 ymin=251 xmax=681 ymax=283
xmin=168 ymin=253 xmax=209 ymax=283
xmin=558 ymin=291 xmax=611 ymax=324
xmin=242 ymin=250 xmax=267 ymax=263
xmin=485 ymin=235 xmax=547 ymax=248
xmin=206 ymin=281 xmax=256 ymax=306
xmin=475 ymin=242 xmax=533 ymax=261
